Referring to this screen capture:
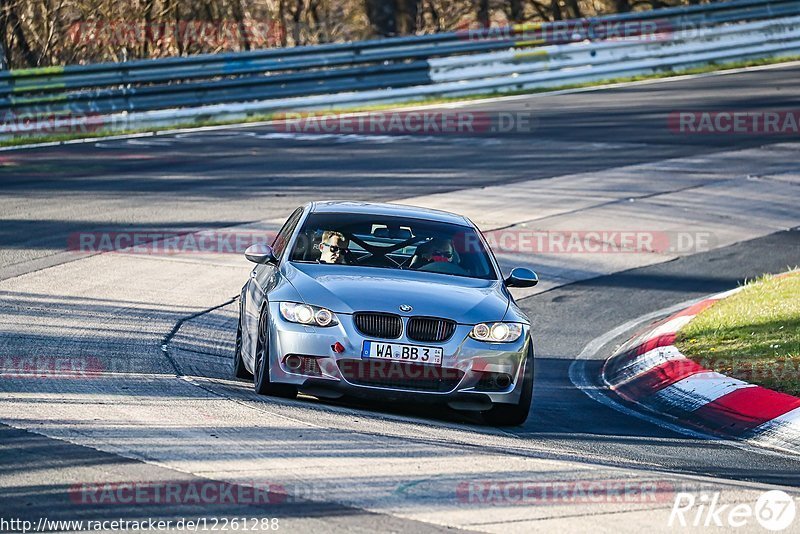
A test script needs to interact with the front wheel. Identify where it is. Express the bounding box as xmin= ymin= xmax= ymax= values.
xmin=254 ymin=306 xmax=297 ymax=399
xmin=232 ymin=316 xmax=252 ymax=380
xmin=483 ymin=345 xmax=534 ymax=426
